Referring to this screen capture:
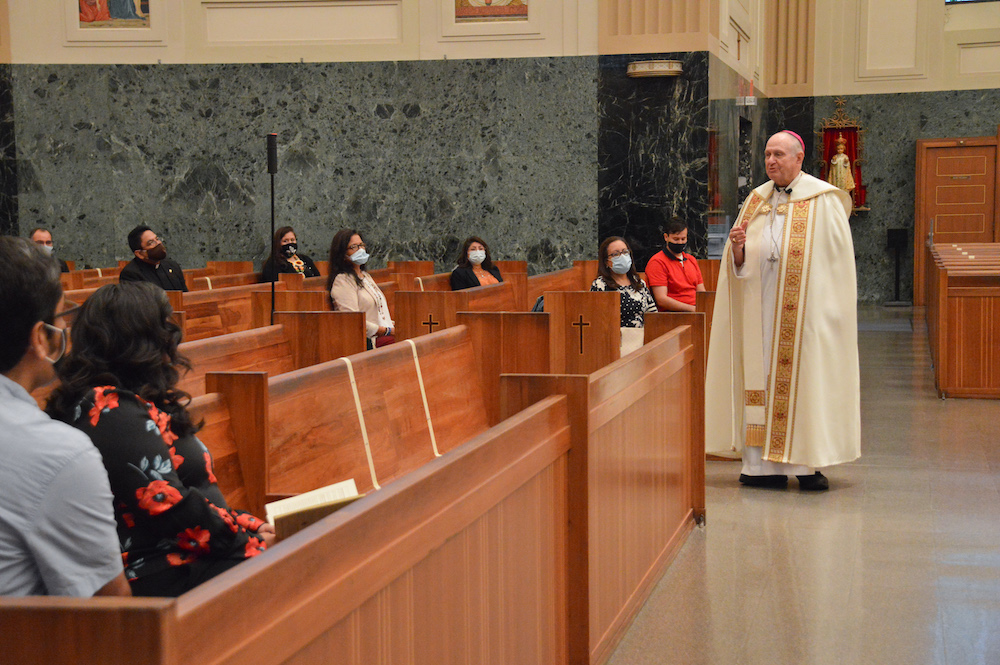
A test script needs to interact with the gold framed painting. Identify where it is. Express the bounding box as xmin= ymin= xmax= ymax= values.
xmin=67 ymin=0 xmax=165 ymax=43
xmin=455 ymin=0 xmax=527 ymax=23
xmin=79 ymin=0 xmax=150 ymax=28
